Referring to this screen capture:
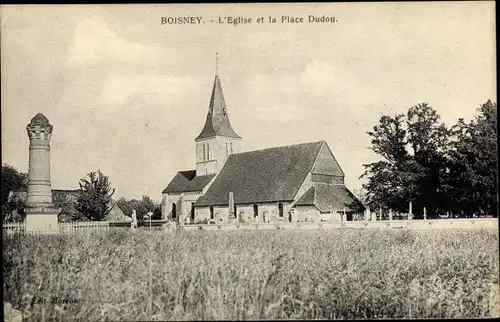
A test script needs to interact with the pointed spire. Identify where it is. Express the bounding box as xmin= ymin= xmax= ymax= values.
xmin=195 ymin=62 xmax=241 ymax=140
